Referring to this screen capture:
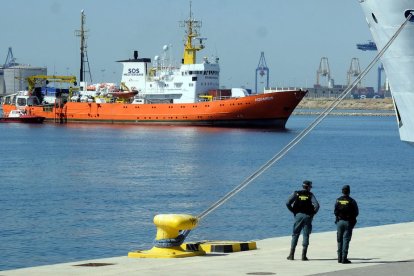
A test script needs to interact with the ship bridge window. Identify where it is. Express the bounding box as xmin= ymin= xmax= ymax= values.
xmin=28 ymin=97 xmax=40 ymax=106
xmin=17 ymin=98 xmax=26 ymax=106
xmin=372 ymin=13 xmax=378 ymax=23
